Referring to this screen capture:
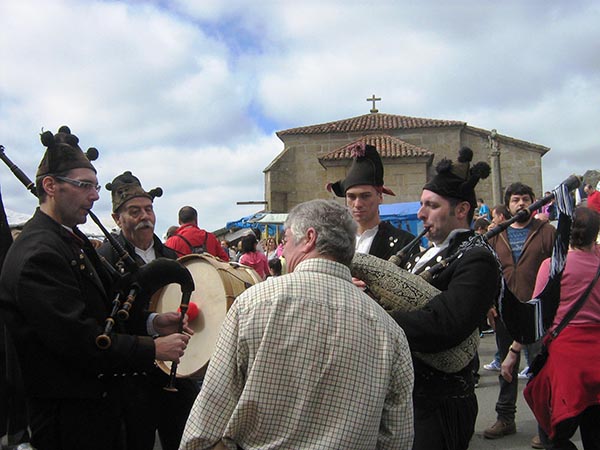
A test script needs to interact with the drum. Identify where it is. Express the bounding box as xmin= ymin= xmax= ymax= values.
xmin=150 ymin=253 xmax=260 ymax=378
